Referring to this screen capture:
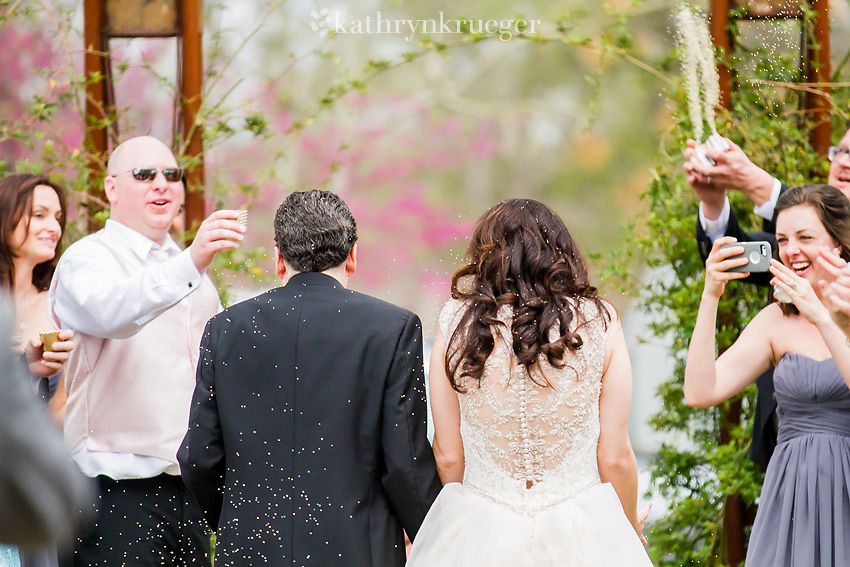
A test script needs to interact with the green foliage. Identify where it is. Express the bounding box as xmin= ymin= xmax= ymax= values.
xmin=600 ymin=8 xmax=849 ymax=566
xmin=244 ymin=112 xmax=270 ymax=137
